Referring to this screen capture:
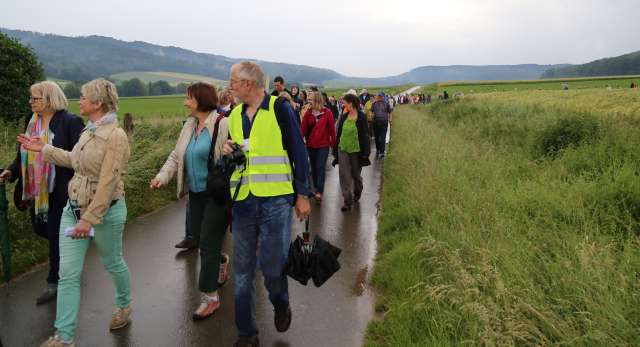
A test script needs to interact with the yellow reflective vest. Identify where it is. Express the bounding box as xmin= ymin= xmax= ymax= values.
xmin=228 ymin=96 xmax=294 ymax=201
